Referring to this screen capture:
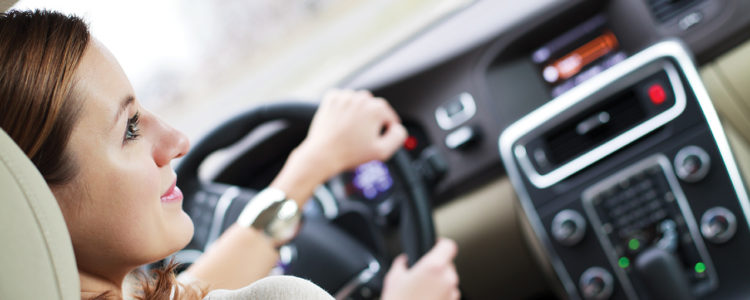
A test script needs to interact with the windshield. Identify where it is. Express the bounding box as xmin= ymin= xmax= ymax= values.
xmin=12 ymin=0 xmax=473 ymax=140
